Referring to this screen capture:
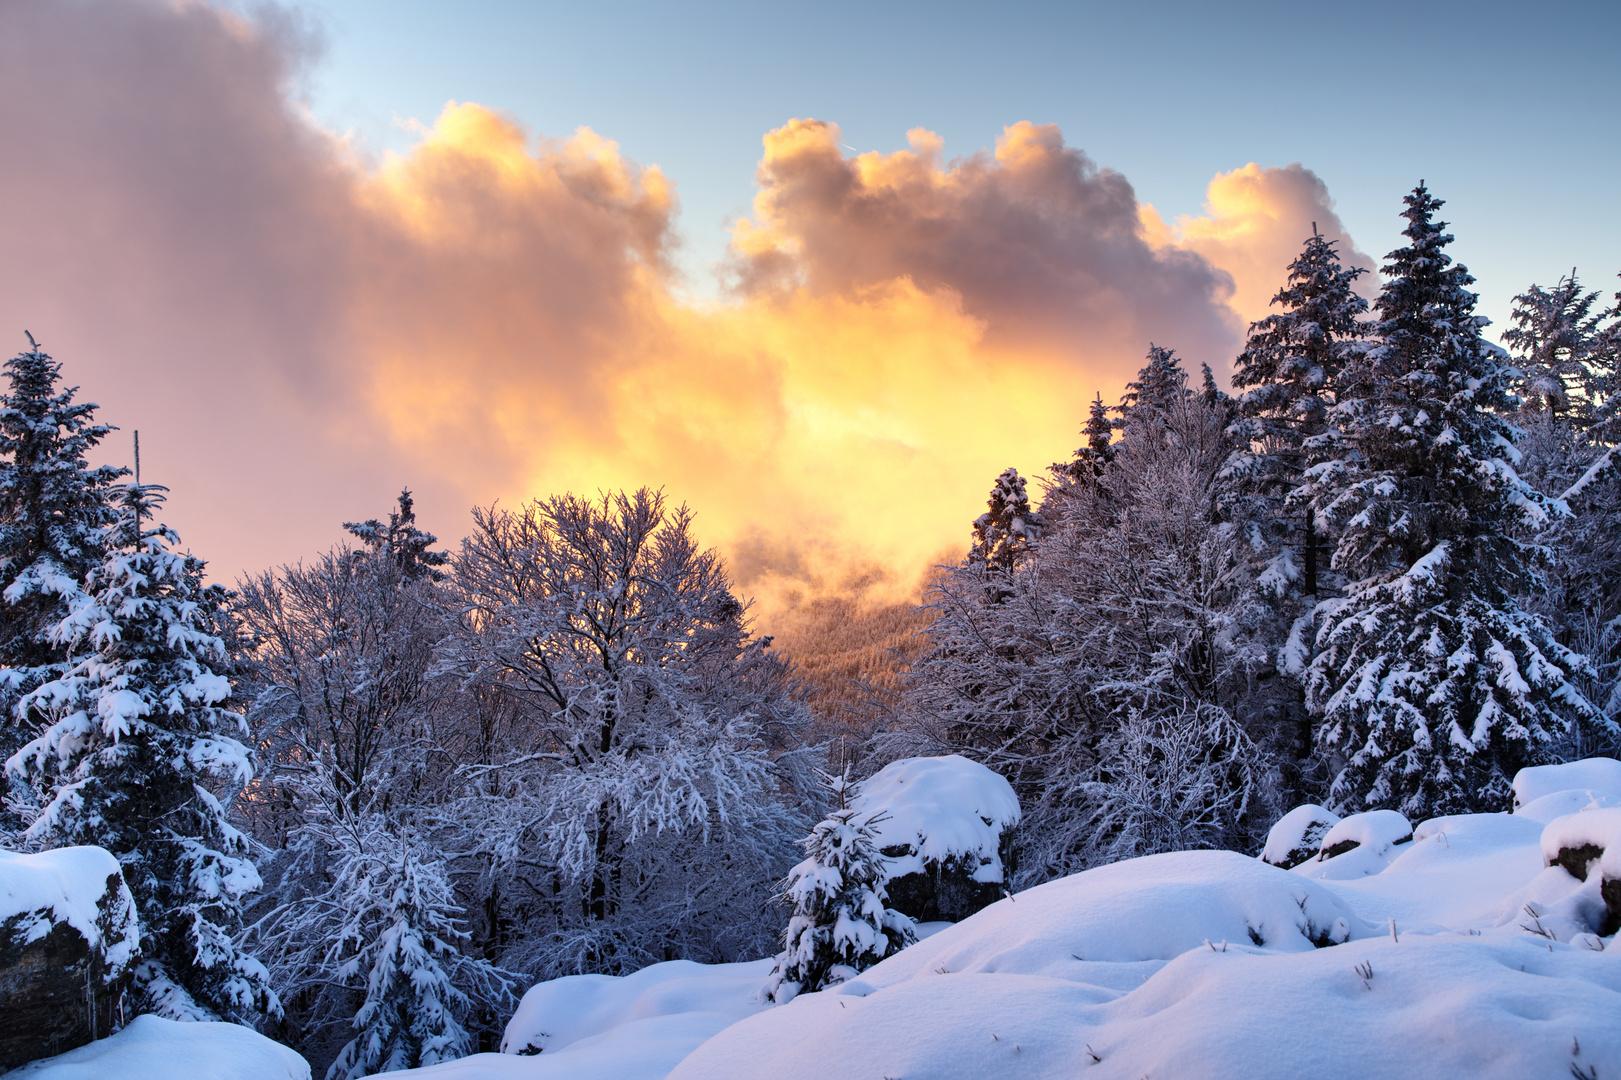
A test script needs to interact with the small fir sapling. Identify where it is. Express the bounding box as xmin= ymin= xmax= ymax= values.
xmin=764 ymin=771 xmax=916 ymax=1004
